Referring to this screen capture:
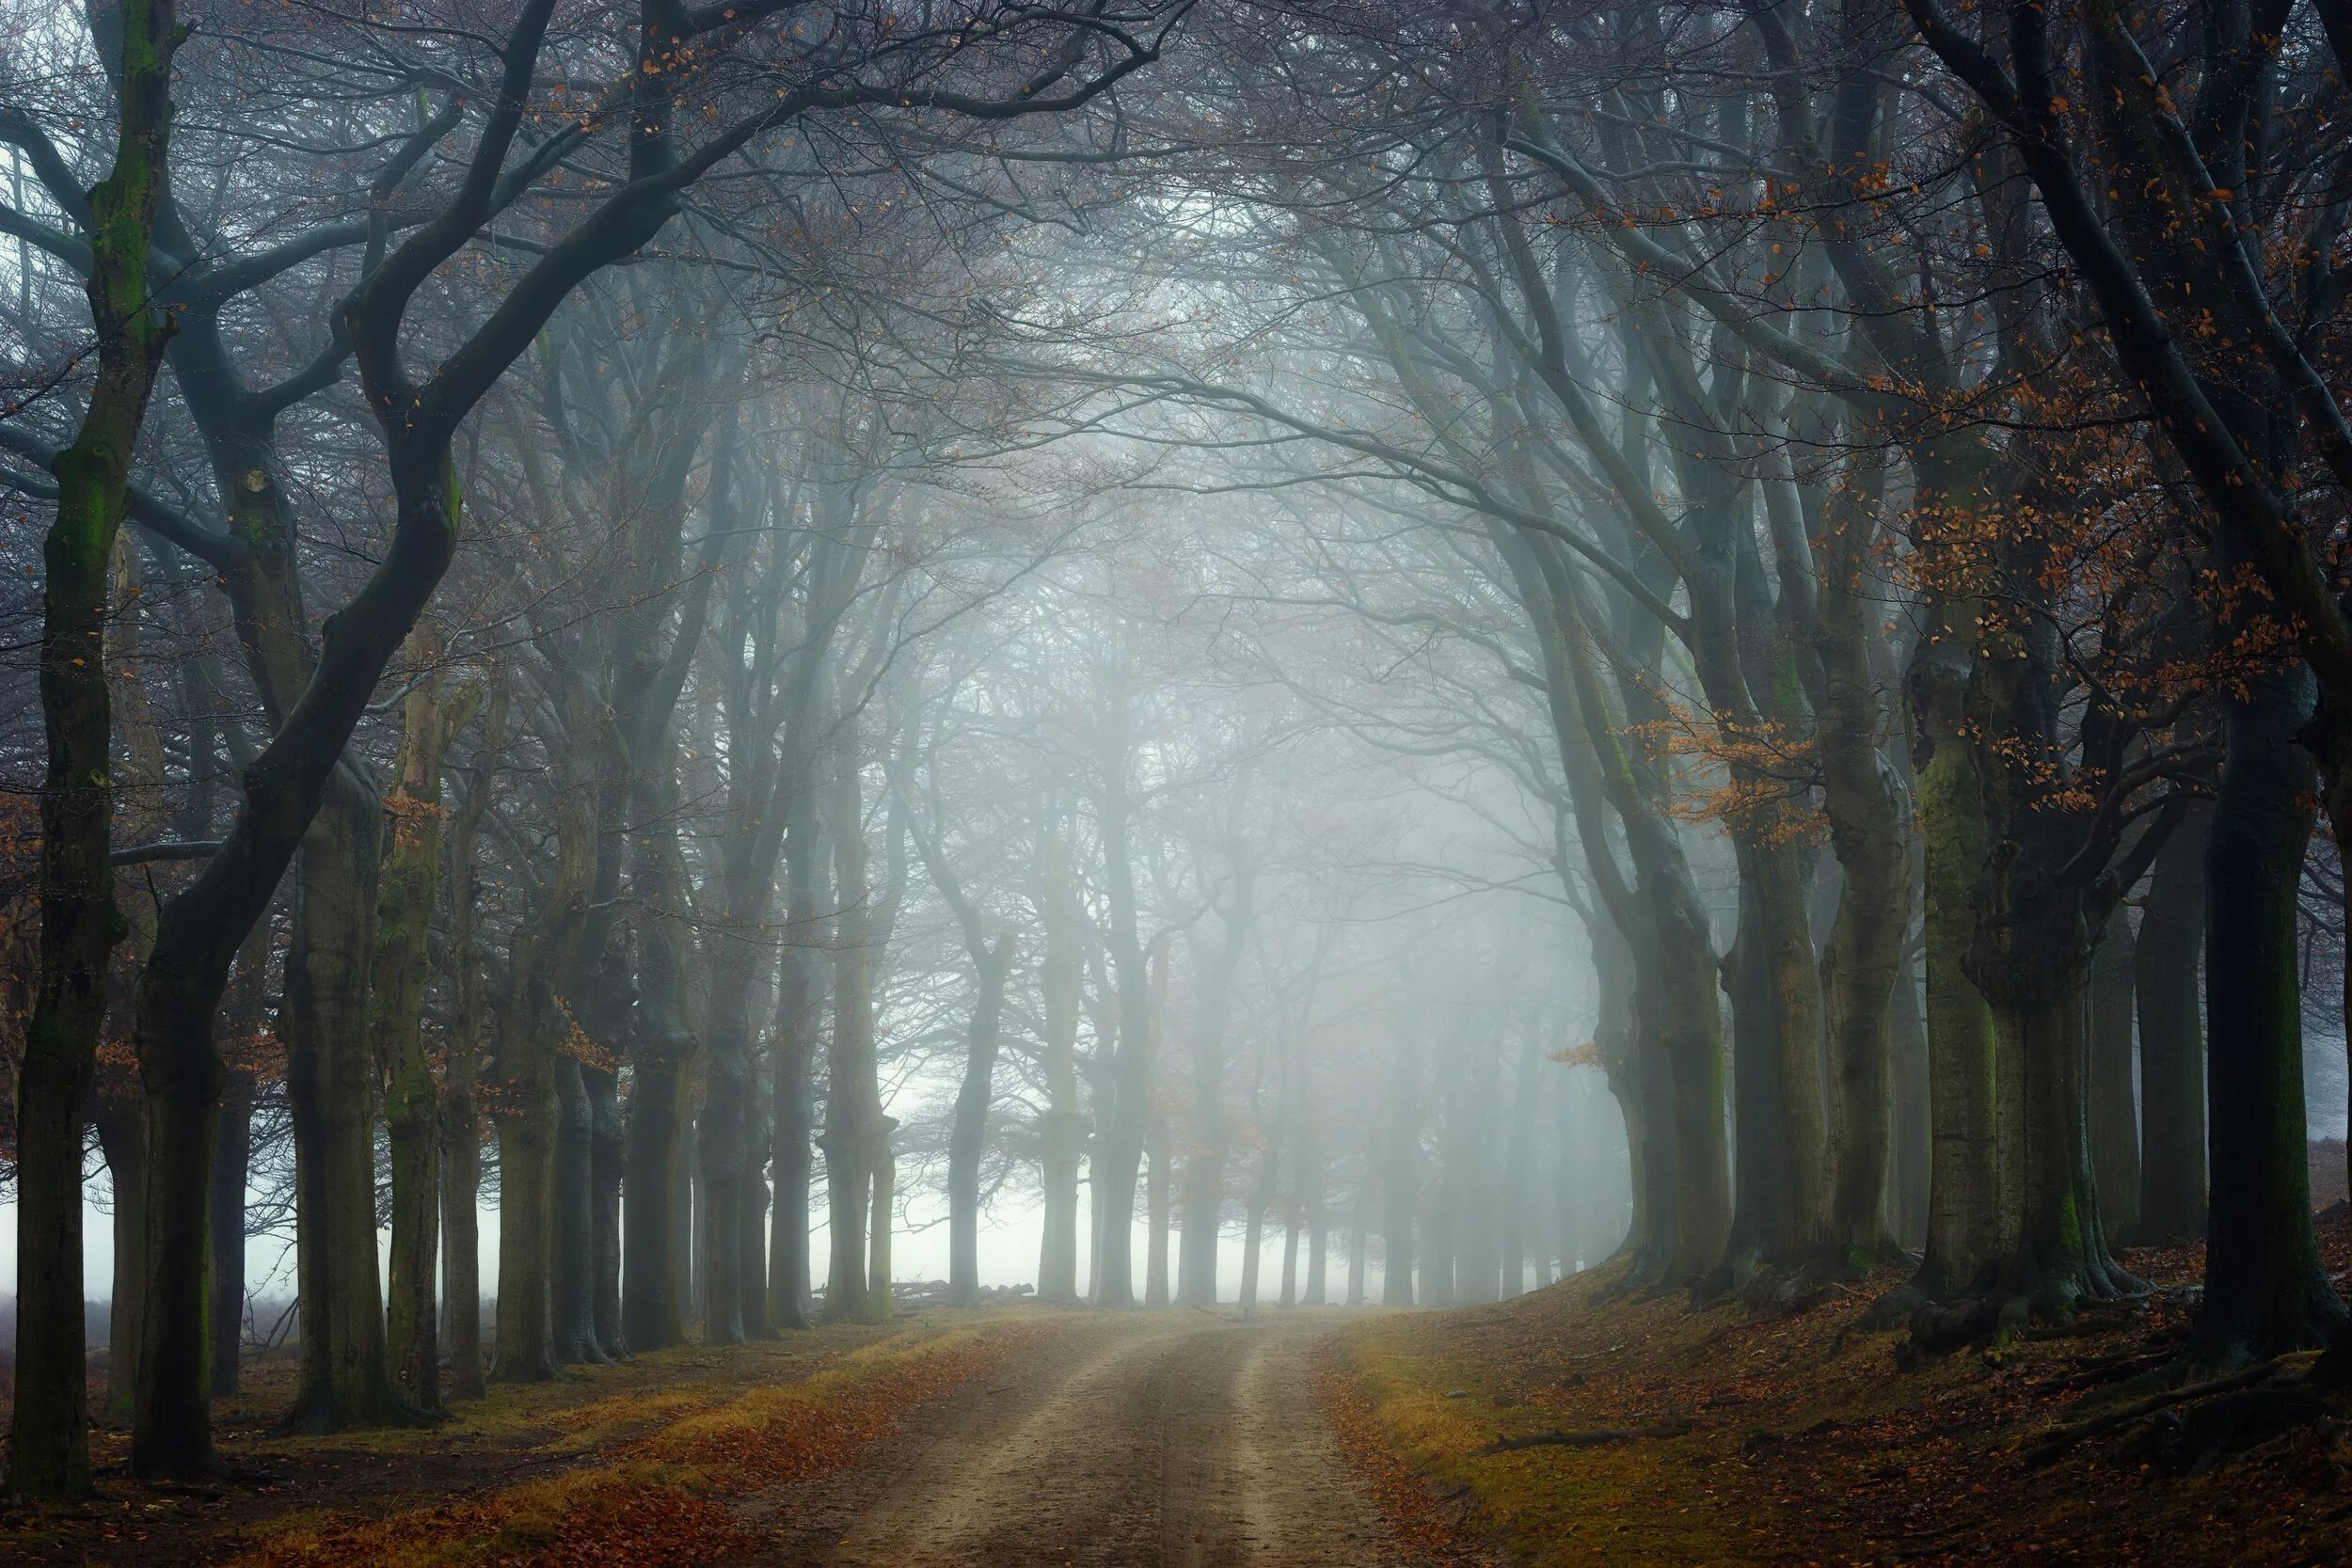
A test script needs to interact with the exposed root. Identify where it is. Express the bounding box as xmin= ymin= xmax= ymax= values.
xmin=1475 ymin=1415 xmax=1694 ymax=1454
xmin=2019 ymin=1352 xmax=2345 ymax=1475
